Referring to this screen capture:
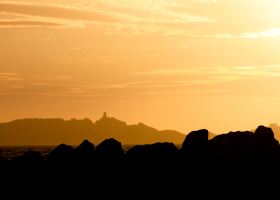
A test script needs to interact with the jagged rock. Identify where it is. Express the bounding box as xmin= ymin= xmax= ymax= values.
xmin=95 ymin=138 xmax=124 ymax=160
